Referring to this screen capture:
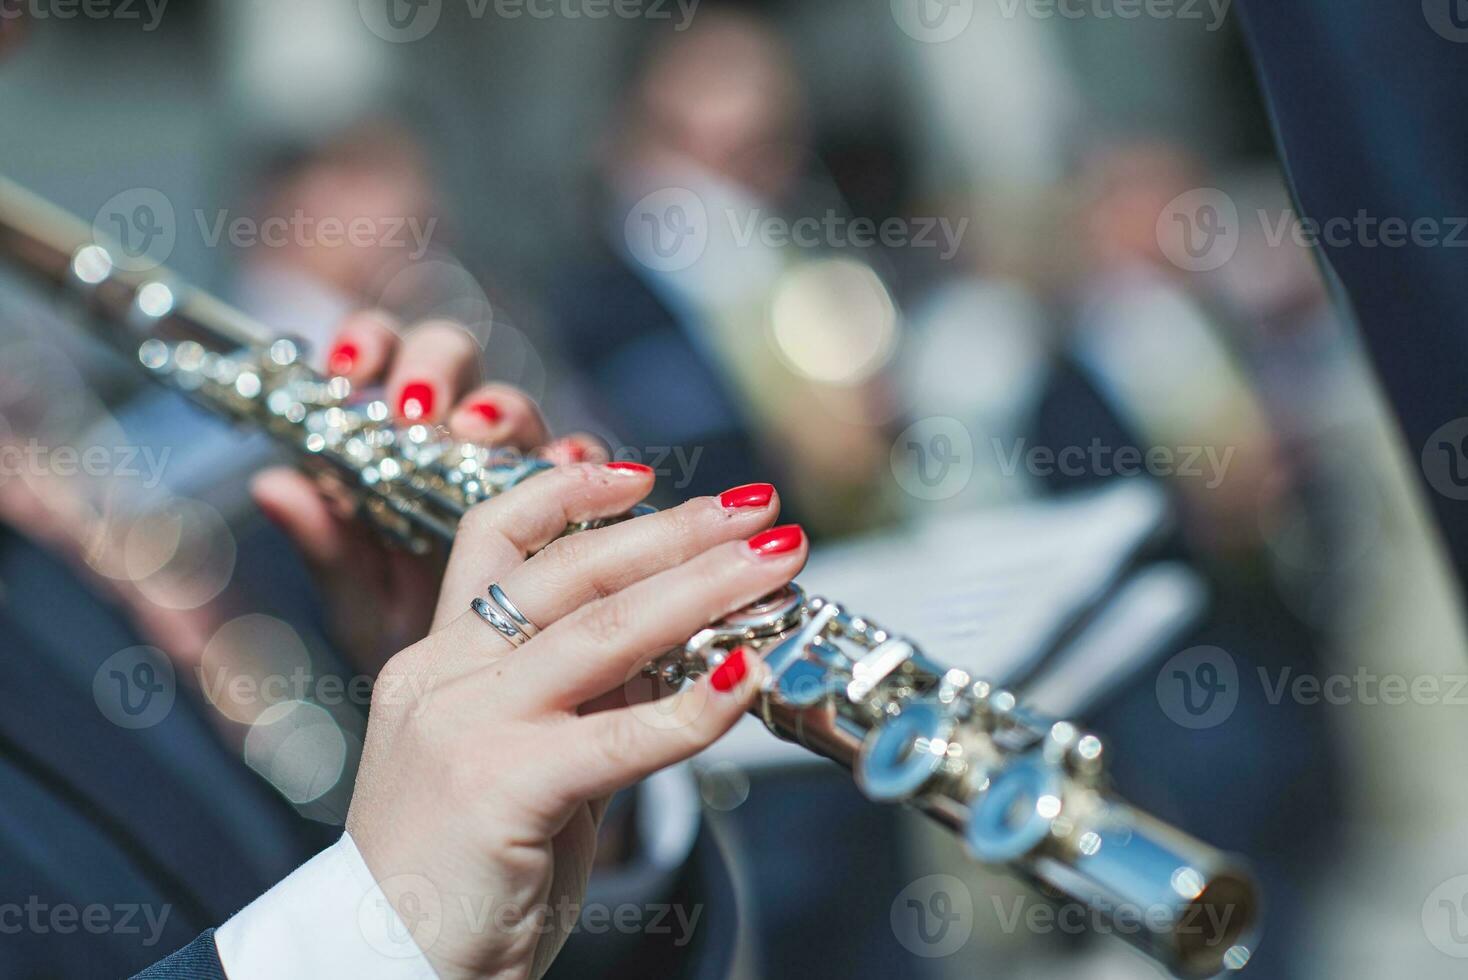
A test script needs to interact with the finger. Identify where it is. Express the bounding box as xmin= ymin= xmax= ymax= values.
xmin=552 ymin=648 xmax=767 ymax=803
xmin=510 ymin=525 xmax=807 ymax=711
xmin=385 ymin=319 xmax=482 ymax=423
xmin=496 ymin=484 xmax=780 ymax=637
xmin=432 ymin=462 xmax=656 ymax=629
xmin=321 ymin=310 xmax=400 ymax=382
xmin=446 ymin=383 xmax=551 ymax=450
xmin=250 ymin=467 xmax=353 ymax=569
xmin=577 ymin=668 xmax=676 ymax=716
xmin=539 ymin=433 xmax=610 ymax=467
